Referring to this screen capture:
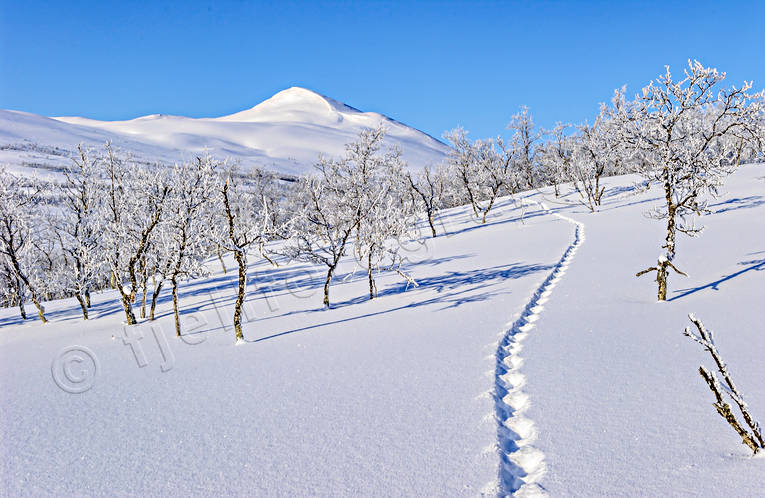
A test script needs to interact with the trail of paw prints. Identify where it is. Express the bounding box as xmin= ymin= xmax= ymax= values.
xmin=486 ymin=202 xmax=584 ymax=497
